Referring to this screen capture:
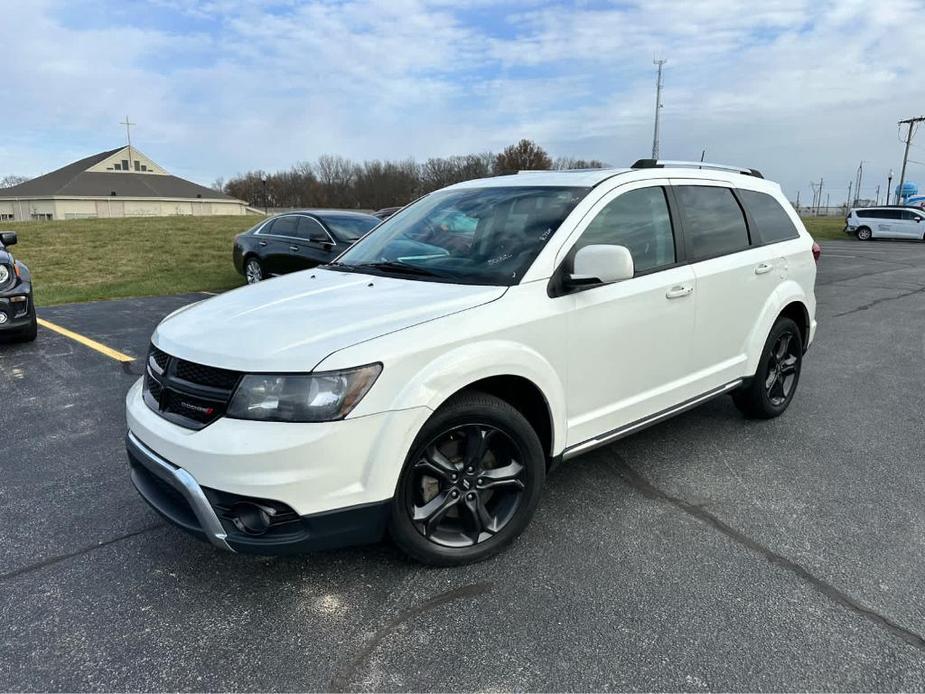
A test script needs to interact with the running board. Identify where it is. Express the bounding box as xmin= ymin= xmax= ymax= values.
xmin=562 ymin=380 xmax=743 ymax=460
